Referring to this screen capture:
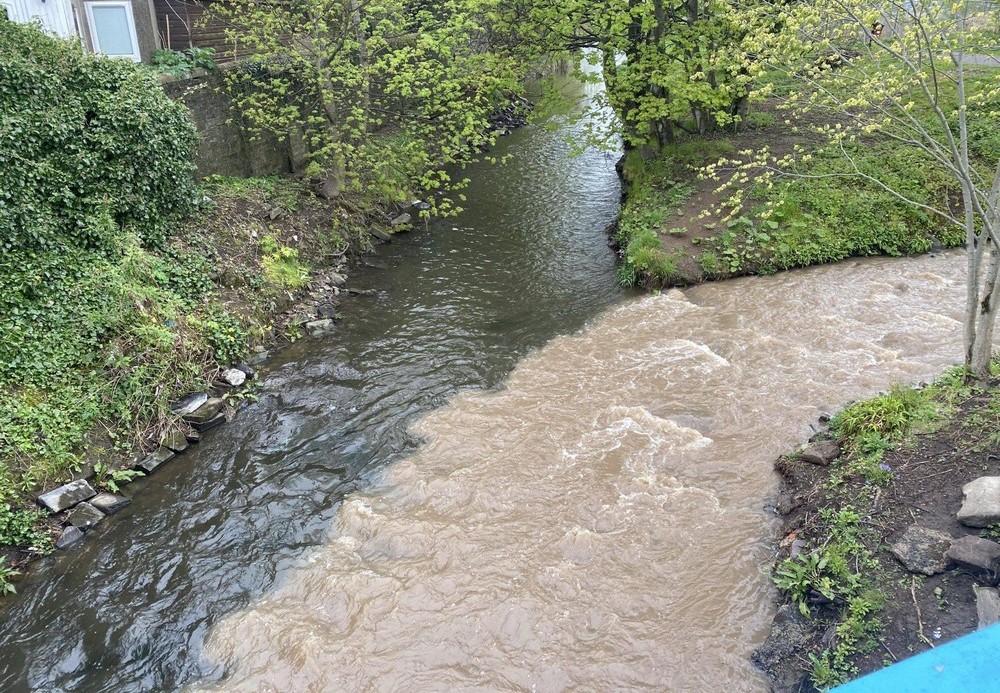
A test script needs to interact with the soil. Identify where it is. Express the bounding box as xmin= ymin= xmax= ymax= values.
xmin=760 ymin=383 xmax=1000 ymax=691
